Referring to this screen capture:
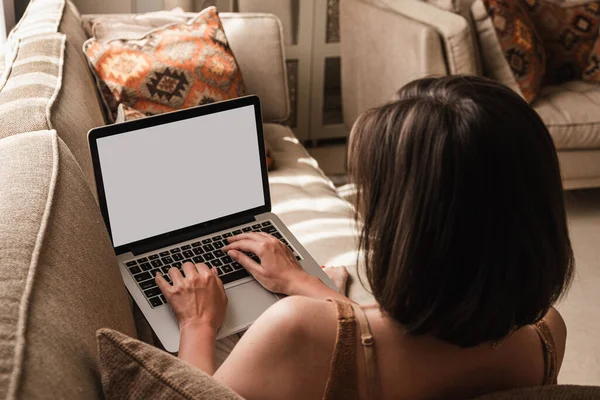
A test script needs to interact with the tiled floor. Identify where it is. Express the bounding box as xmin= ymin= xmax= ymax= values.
xmin=309 ymin=143 xmax=600 ymax=385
